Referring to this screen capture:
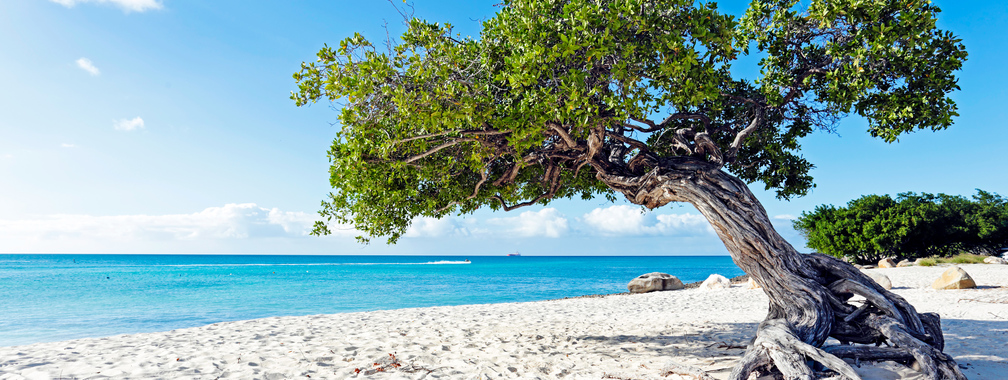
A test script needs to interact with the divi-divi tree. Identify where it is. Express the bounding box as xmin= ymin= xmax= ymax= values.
xmin=294 ymin=0 xmax=968 ymax=378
